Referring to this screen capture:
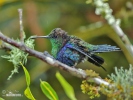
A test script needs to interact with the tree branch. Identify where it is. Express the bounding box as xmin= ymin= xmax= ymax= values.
xmin=0 ymin=41 xmax=12 ymax=51
xmin=0 ymin=31 xmax=110 ymax=86
xmin=111 ymin=24 xmax=133 ymax=56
